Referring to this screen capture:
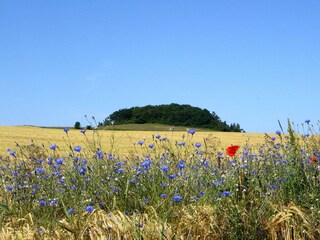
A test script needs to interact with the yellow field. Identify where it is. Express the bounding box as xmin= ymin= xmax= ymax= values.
xmin=0 ymin=126 xmax=268 ymax=156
